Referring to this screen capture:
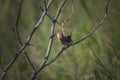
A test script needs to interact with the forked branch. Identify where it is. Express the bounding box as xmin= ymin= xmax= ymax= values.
xmin=29 ymin=0 xmax=67 ymax=79
xmin=45 ymin=0 xmax=110 ymax=66
xmin=0 ymin=0 xmax=54 ymax=80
